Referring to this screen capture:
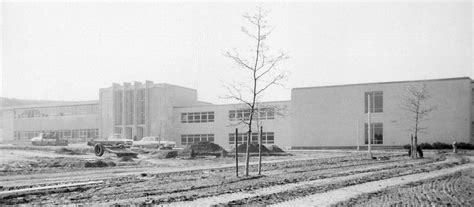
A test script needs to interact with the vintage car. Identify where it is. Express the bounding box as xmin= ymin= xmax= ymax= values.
xmin=87 ymin=134 xmax=135 ymax=157
xmin=133 ymin=136 xmax=176 ymax=149
xmin=87 ymin=134 xmax=133 ymax=147
xmin=31 ymin=133 xmax=68 ymax=146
